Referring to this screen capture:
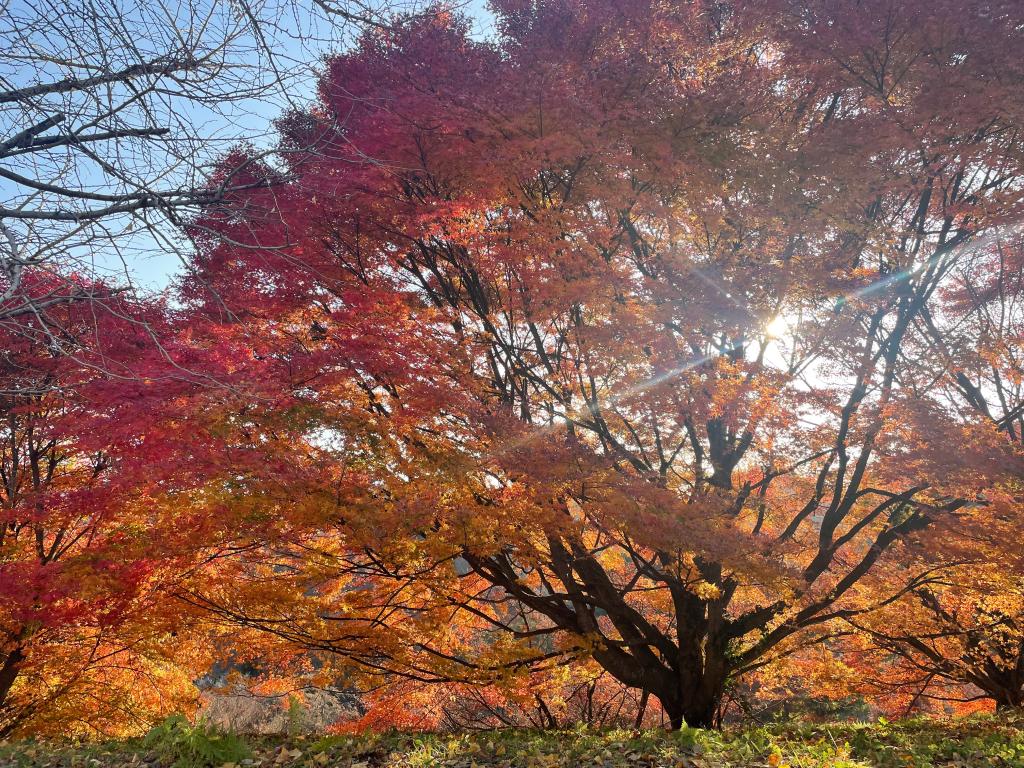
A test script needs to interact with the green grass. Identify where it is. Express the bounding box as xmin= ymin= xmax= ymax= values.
xmin=3 ymin=713 xmax=1024 ymax=767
